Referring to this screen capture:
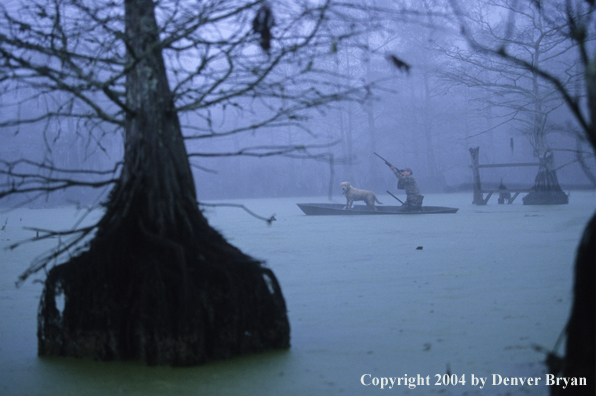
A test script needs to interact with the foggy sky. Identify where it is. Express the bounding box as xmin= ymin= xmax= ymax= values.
xmin=1 ymin=0 xmax=594 ymax=206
